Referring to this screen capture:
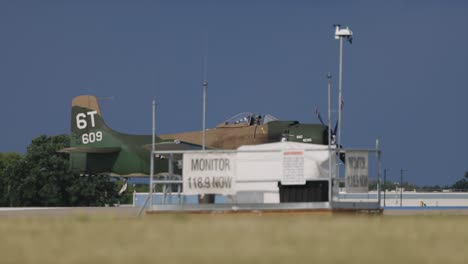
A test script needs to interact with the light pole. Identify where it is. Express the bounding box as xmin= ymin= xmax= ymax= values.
xmin=334 ymin=24 xmax=353 ymax=177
